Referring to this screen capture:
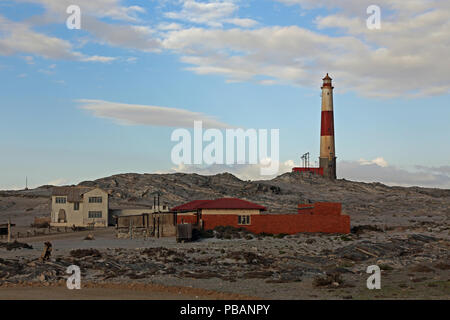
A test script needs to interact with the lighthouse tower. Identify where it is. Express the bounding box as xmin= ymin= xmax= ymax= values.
xmin=319 ymin=73 xmax=337 ymax=179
